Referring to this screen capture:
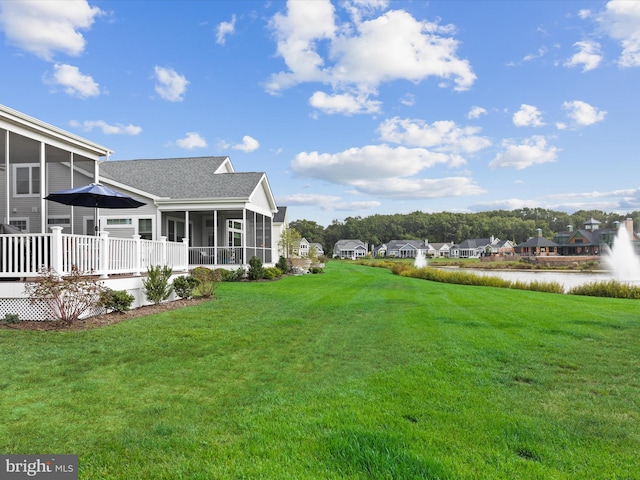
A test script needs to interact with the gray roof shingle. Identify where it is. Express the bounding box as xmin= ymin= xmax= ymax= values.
xmin=100 ymin=157 xmax=265 ymax=200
